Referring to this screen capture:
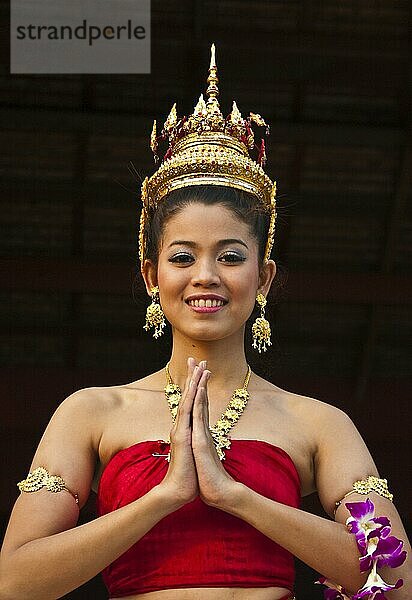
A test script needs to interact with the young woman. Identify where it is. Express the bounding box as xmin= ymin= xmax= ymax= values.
xmin=0 ymin=47 xmax=409 ymax=600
